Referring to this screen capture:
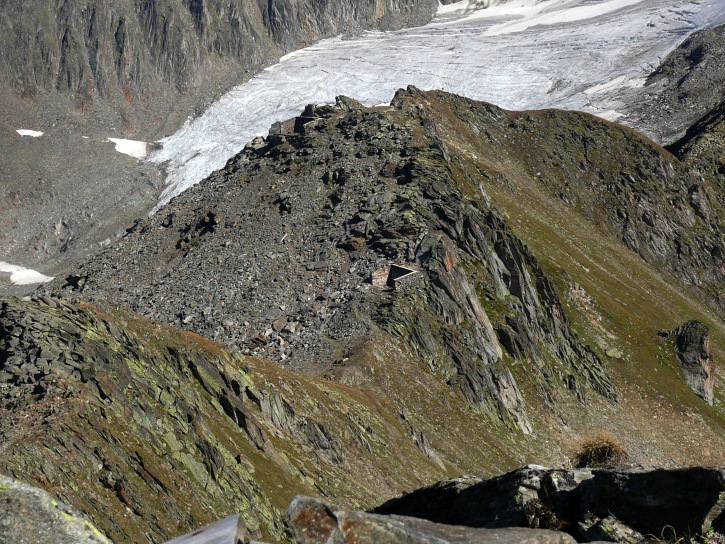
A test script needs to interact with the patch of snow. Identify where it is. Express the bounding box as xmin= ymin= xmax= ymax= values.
xmin=584 ymin=75 xmax=629 ymax=95
xmin=585 ymin=75 xmax=650 ymax=95
xmin=147 ymin=0 xmax=725 ymax=211
xmin=0 ymin=262 xmax=54 ymax=285
xmin=107 ymin=138 xmax=150 ymax=159
xmin=594 ymin=110 xmax=626 ymax=121
xmin=16 ymin=129 xmax=43 ymax=137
